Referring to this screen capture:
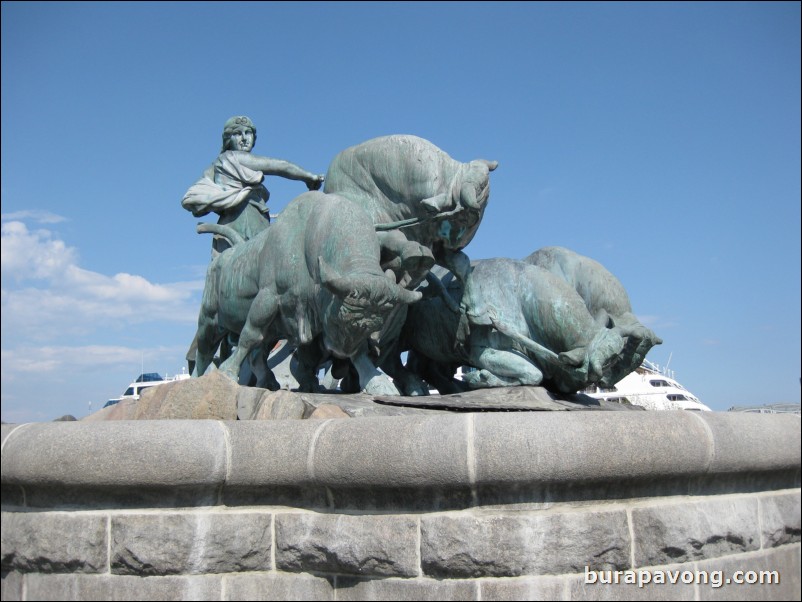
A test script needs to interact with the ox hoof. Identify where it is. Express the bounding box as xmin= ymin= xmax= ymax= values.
xmin=399 ymin=382 xmax=430 ymax=397
xmin=387 ymin=371 xmax=430 ymax=397
xmin=362 ymin=379 xmax=401 ymax=397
